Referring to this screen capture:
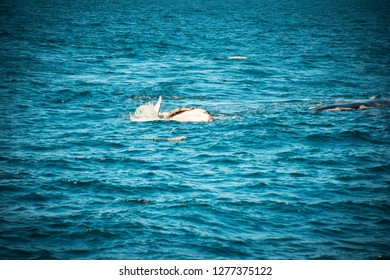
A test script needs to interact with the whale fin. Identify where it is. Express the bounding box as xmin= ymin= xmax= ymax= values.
xmin=372 ymin=94 xmax=383 ymax=99
xmin=154 ymin=96 xmax=162 ymax=115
